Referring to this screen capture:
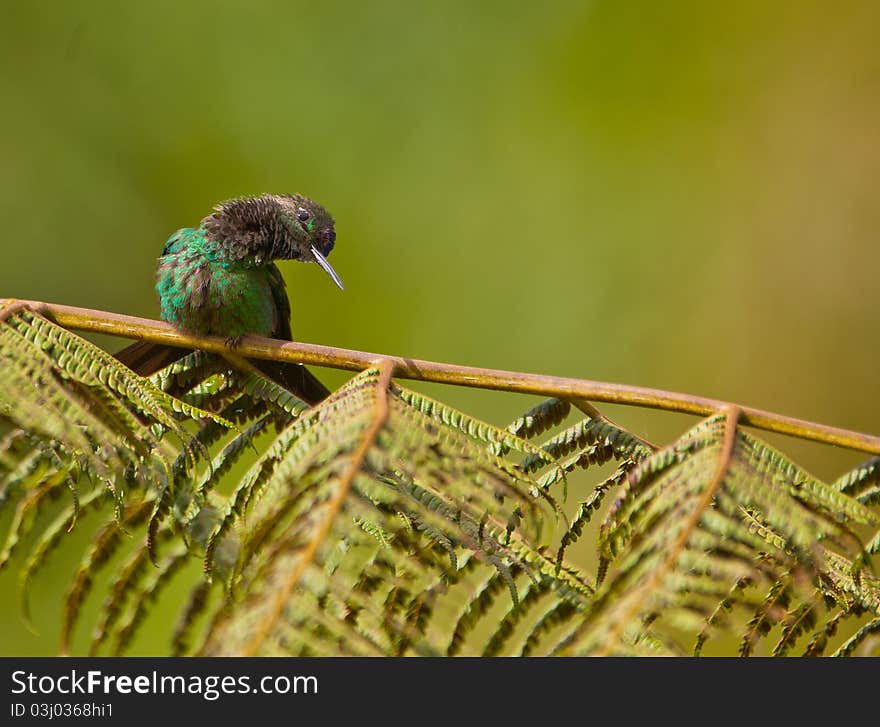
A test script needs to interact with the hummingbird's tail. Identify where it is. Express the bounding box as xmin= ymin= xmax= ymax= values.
xmin=114 ymin=340 xmax=189 ymax=376
xmin=251 ymin=359 xmax=331 ymax=406
xmin=113 ymin=341 xmax=330 ymax=406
